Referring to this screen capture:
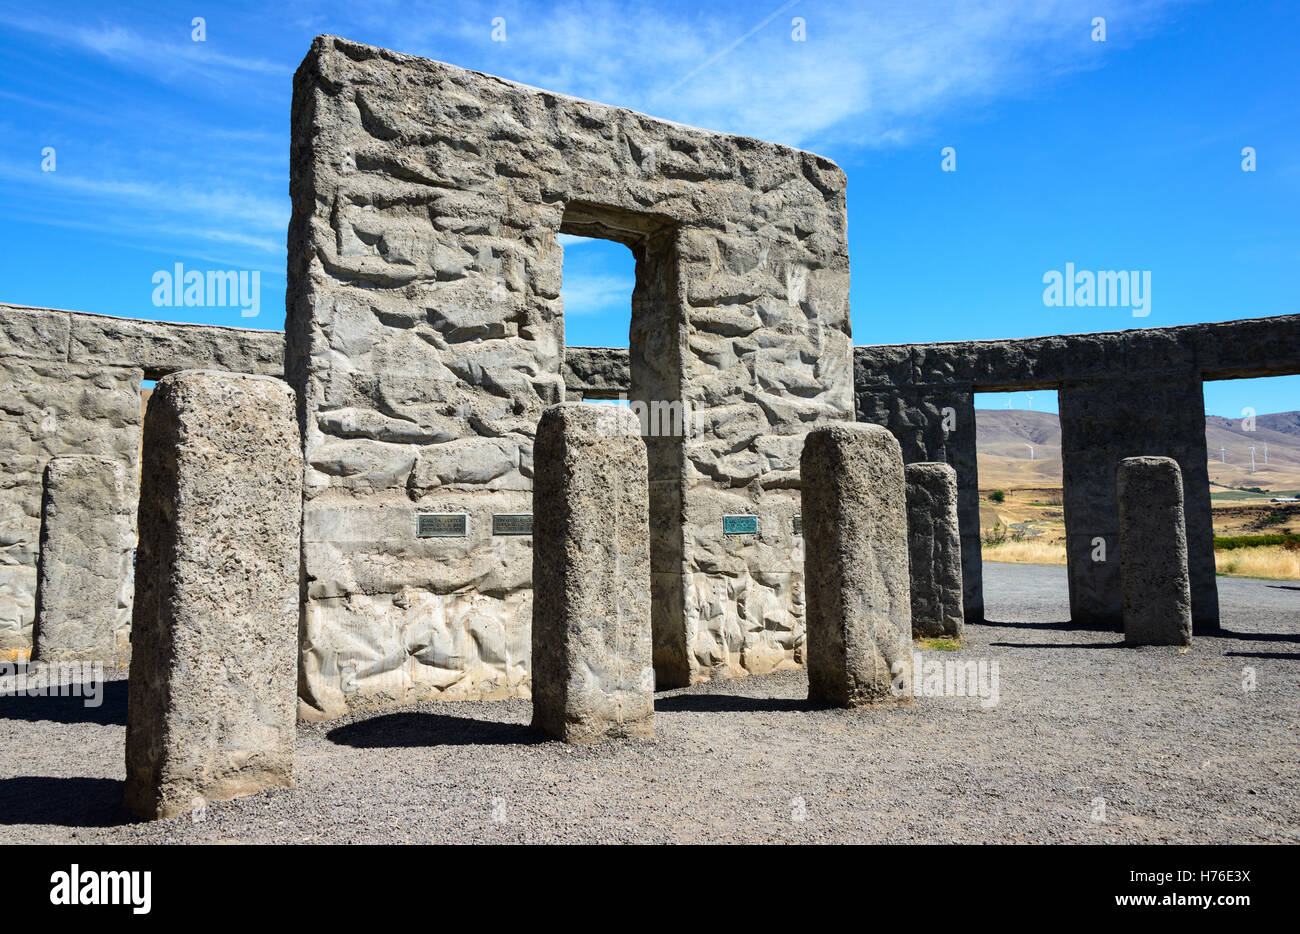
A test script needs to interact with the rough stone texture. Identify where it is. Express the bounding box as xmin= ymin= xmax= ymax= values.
xmin=0 ymin=303 xmax=284 ymax=656
xmin=801 ymin=424 xmax=912 ymax=707
xmin=563 ymin=346 xmax=630 ymax=400
xmin=1117 ymin=456 xmax=1193 ymax=646
xmin=856 ymin=383 xmax=983 ymax=623
xmin=0 ymin=303 xmax=285 ymax=379
xmin=531 ymin=404 xmax=652 ymax=742
xmin=853 ymin=314 xmax=1300 ymax=391
xmin=31 ymin=456 xmax=133 ymax=664
xmin=1060 ymin=375 xmax=1216 ymax=632
xmin=123 ymin=371 xmax=301 ymax=820
xmin=849 ymin=315 xmax=1300 ymax=633
xmin=0 ymin=359 xmax=141 ymax=657
xmin=904 ymin=461 xmax=964 ymax=639
xmin=287 ymin=36 xmax=852 ymax=716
